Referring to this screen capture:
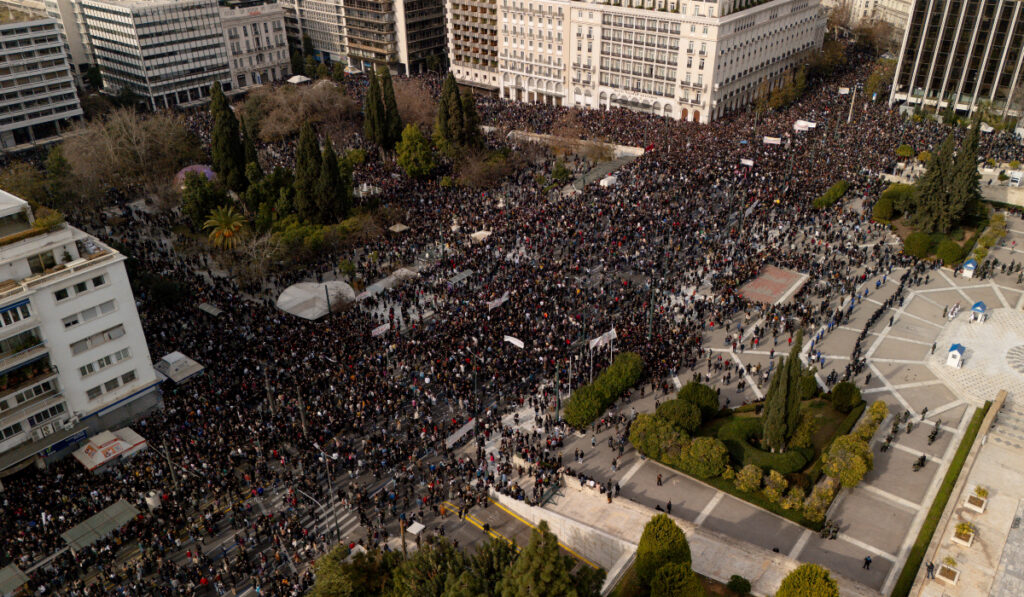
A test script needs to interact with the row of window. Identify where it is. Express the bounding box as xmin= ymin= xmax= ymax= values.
xmin=70 ymin=324 xmax=125 ymax=356
xmin=80 ymin=347 xmax=131 ymax=378
xmin=0 ymin=304 xmax=31 ymax=329
xmin=600 ymin=58 xmax=677 ymax=82
xmin=598 ymin=72 xmax=676 ymax=97
xmin=0 ymin=421 xmax=22 ymax=440
xmin=27 ymin=401 xmax=63 ymax=428
xmin=62 ymin=299 xmax=116 ymax=329
xmin=54 ymin=274 xmax=107 ymax=302
xmin=0 ymin=379 xmax=56 ymax=413
xmin=86 ymin=370 xmax=136 ymax=400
